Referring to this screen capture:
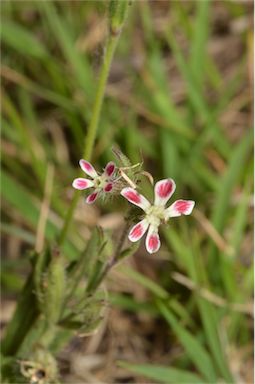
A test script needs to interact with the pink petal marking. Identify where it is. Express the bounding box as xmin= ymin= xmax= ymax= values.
xmin=121 ymin=188 xmax=151 ymax=211
xmin=154 ymin=179 xmax=176 ymax=206
xmin=104 ymin=161 xmax=115 ymax=177
xmin=86 ymin=191 xmax=98 ymax=204
xmin=165 ymin=199 xmax=195 ymax=218
xmin=72 ymin=178 xmax=94 ymax=190
xmin=145 ymin=226 xmax=161 ymax=254
xmin=123 ymin=189 xmax=140 ymax=203
xmin=79 ymin=159 xmax=97 ymax=178
xmin=104 ymin=182 xmax=113 ymax=192
xmin=128 ymin=219 xmax=149 ymax=242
